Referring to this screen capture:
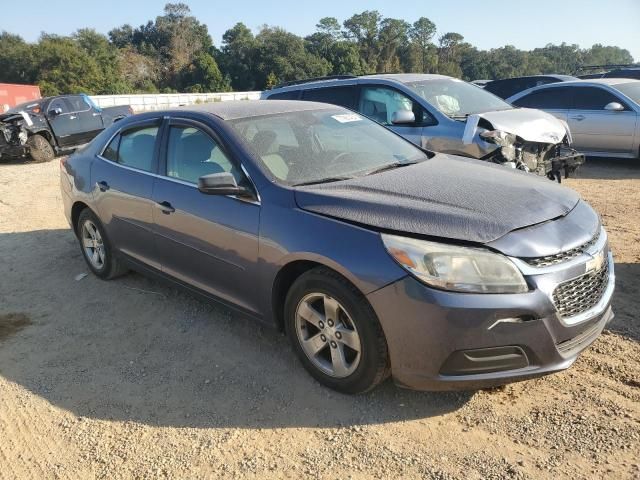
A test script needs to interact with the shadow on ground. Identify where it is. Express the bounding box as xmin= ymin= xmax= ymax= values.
xmin=574 ymin=156 xmax=640 ymax=180
xmin=0 ymin=228 xmax=473 ymax=429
